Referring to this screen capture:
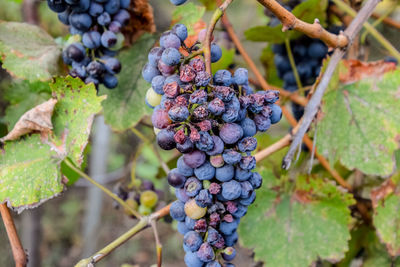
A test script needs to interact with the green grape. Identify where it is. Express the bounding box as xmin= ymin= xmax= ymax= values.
xmin=124 ymin=198 xmax=138 ymax=216
xmin=146 ymin=87 xmax=162 ymax=107
xmin=139 ymin=204 xmax=152 ymax=215
xmin=140 ymin=190 xmax=158 ymax=208
xmin=184 ymin=199 xmax=207 ymax=219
